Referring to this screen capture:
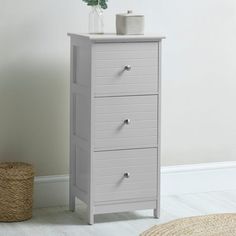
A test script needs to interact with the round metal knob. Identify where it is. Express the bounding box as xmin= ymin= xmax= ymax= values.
xmin=124 ymin=119 xmax=131 ymax=125
xmin=124 ymin=65 xmax=131 ymax=71
xmin=124 ymin=172 xmax=130 ymax=178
